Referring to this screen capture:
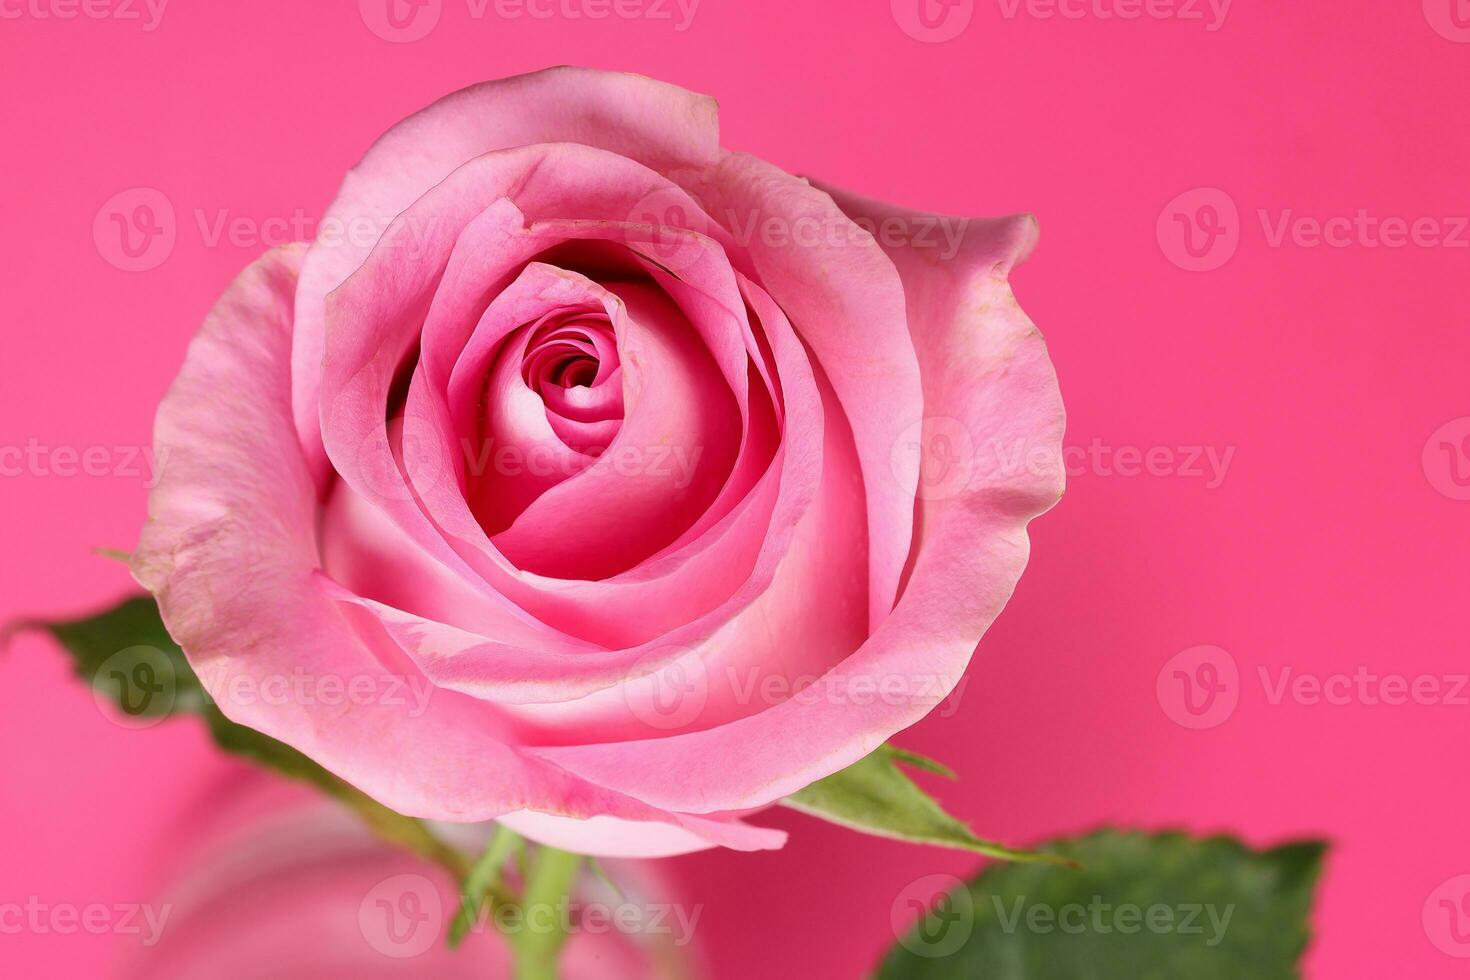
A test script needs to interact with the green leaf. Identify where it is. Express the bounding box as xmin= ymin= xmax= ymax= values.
xmin=882 ymin=746 xmax=958 ymax=780
xmin=45 ymin=596 xmax=208 ymax=720
xmin=783 ymin=745 xmax=1067 ymax=865
xmin=41 ymin=595 xmax=471 ymax=883
xmin=877 ymin=829 xmax=1327 ymax=979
